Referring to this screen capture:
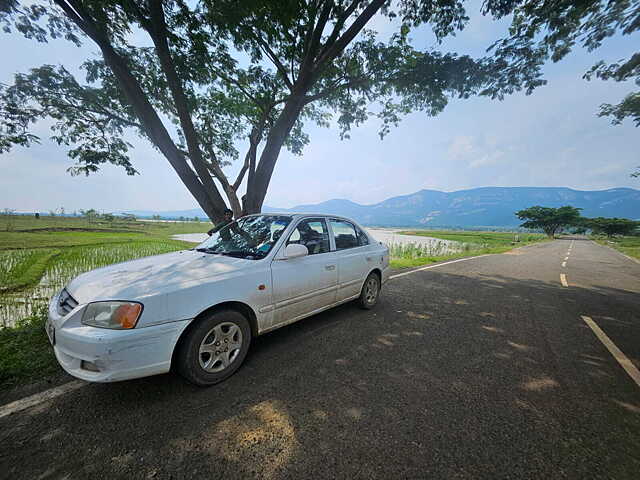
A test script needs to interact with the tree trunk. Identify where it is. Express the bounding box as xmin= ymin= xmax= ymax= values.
xmin=224 ymin=186 xmax=243 ymax=218
xmin=244 ymin=97 xmax=305 ymax=214
xmin=147 ymin=0 xmax=228 ymax=222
